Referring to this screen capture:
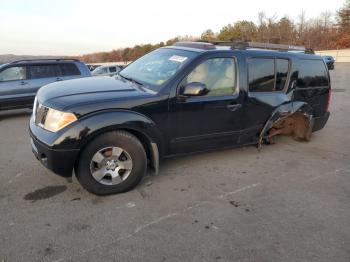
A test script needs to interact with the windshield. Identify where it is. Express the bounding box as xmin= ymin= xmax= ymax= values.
xmin=119 ymin=48 xmax=197 ymax=92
